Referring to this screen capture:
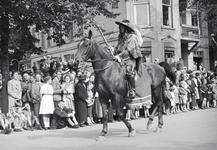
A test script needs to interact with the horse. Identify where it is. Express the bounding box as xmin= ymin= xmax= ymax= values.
xmin=75 ymin=30 xmax=176 ymax=141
